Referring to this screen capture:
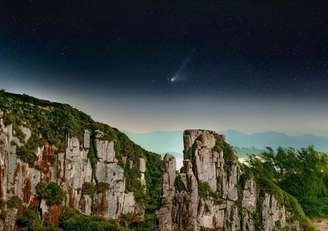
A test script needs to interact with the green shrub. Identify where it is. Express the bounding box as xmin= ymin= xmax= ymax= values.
xmin=16 ymin=146 xmax=38 ymax=166
xmin=17 ymin=209 xmax=63 ymax=231
xmin=198 ymin=181 xmax=217 ymax=199
xmin=60 ymin=208 xmax=130 ymax=231
xmin=174 ymin=174 xmax=186 ymax=192
xmin=183 ymin=147 xmax=193 ymax=160
xmin=125 ymin=166 xmax=145 ymax=205
xmin=96 ymin=182 xmax=110 ymax=193
xmin=36 ymin=182 xmax=65 ymax=206
xmin=16 ymin=209 xmax=44 ymax=231
xmin=13 ymin=125 xmax=26 ymax=143
xmin=82 ymin=182 xmax=110 ymax=195
xmin=7 ymin=196 xmax=23 ymax=208
xmin=213 ymin=139 xmax=236 ymax=164
xmin=82 ymin=182 xmax=96 ymax=195
xmin=144 ymin=151 xmax=163 ymax=213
